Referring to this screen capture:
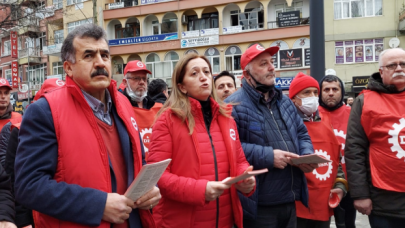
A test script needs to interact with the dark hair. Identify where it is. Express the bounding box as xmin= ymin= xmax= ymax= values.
xmin=148 ymin=79 xmax=168 ymax=97
xmin=214 ymin=71 xmax=236 ymax=87
xmin=61 ymin=23 xmax=109 ymax=63
xmin=322 ymin=75 xmax=341 ymax=86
